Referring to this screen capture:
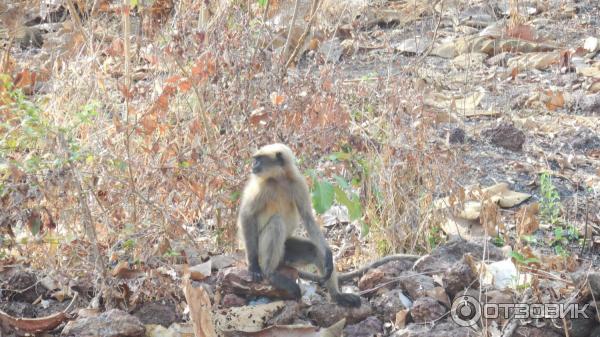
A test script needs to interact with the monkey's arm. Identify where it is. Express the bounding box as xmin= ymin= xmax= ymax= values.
xmin=293 ymin=182 xmax=334 ymax=282
xmin=239 ymin=207 xmax=262 ymax=282
xmin=298 ymin=254 xmax=419 ymax=282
